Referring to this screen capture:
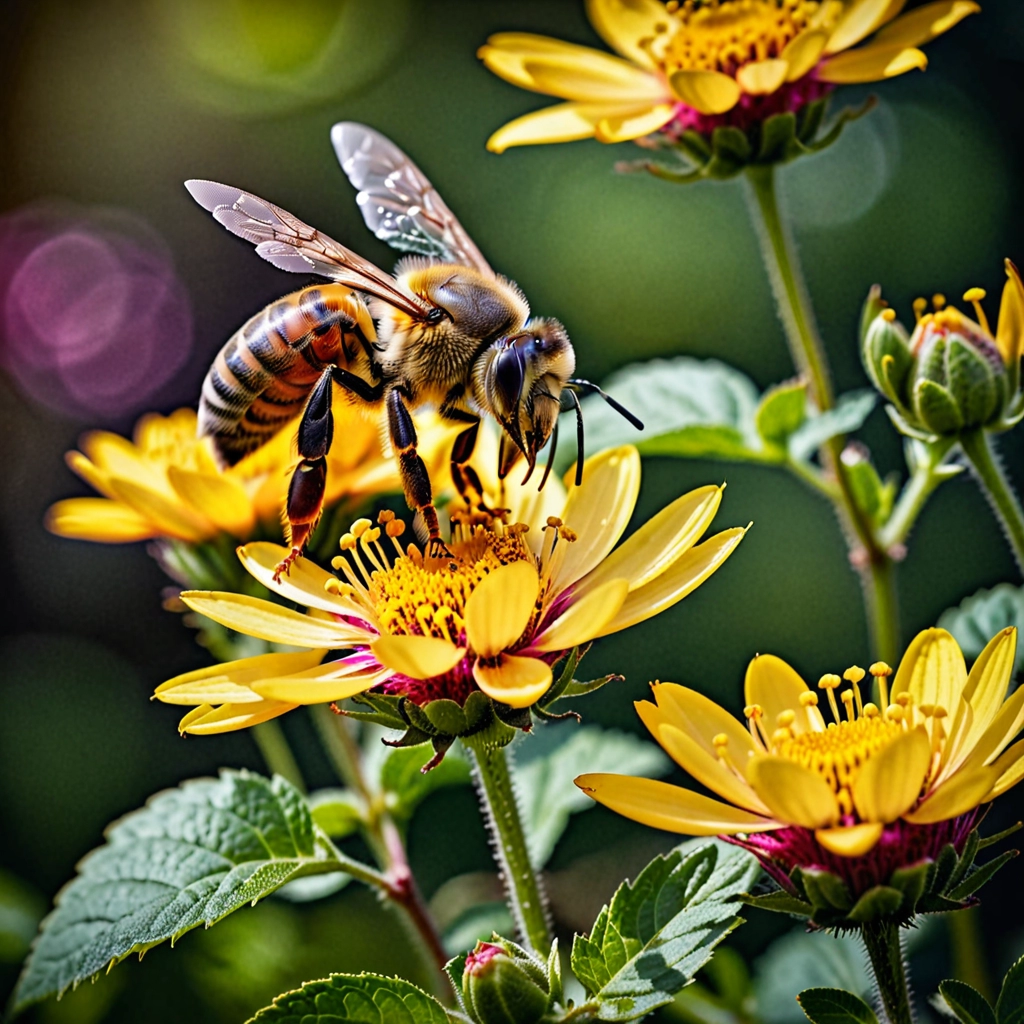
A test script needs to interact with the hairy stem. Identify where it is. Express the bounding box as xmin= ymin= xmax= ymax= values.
xmin=465 ymin=737 xmax=552 ymax=956
xmin=862 ymin=920 xmax=914 ymax=1024
xmin=252 ymin=720 xmax=306 ymax=793
xmin=879 ymin=439 xmax=956 ymax=550
xmin=961 ymin=429 xmax=1024 ymax=574
xmin=745 ymin=163 xmax=900 ymax=664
